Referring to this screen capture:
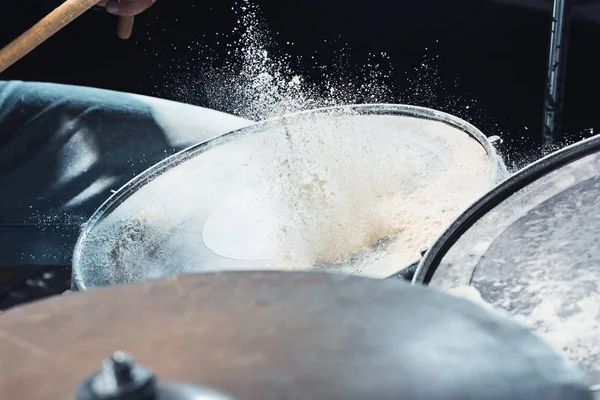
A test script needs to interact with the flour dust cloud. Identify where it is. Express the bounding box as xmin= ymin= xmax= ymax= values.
xmin=134 ymin=1 xmax=501 ymax=276
xmin=160 ymin=0 xmax=396 ymax=121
